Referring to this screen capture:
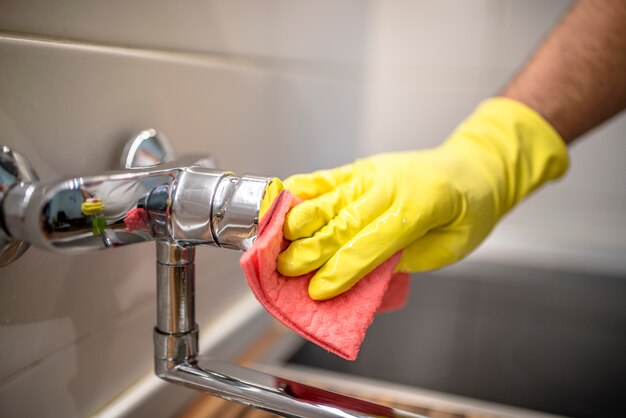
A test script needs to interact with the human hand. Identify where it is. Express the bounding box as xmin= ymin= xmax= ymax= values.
xmin=277 ymin=98 xmax=569 ymax=300
xmin=81 ymin=198 xmax=105 ymax=216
